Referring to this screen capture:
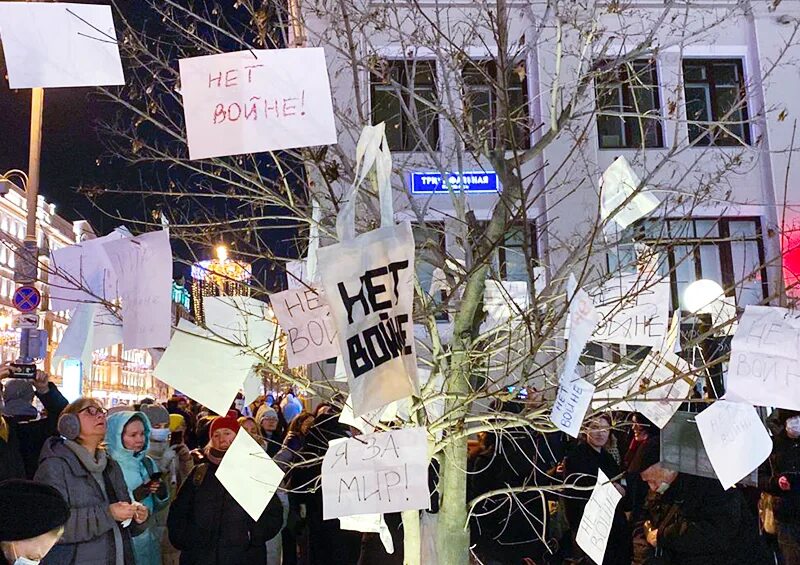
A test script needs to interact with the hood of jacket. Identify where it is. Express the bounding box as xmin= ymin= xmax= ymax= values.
xmin=105 ymin=411 xmax=153 ymax=503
